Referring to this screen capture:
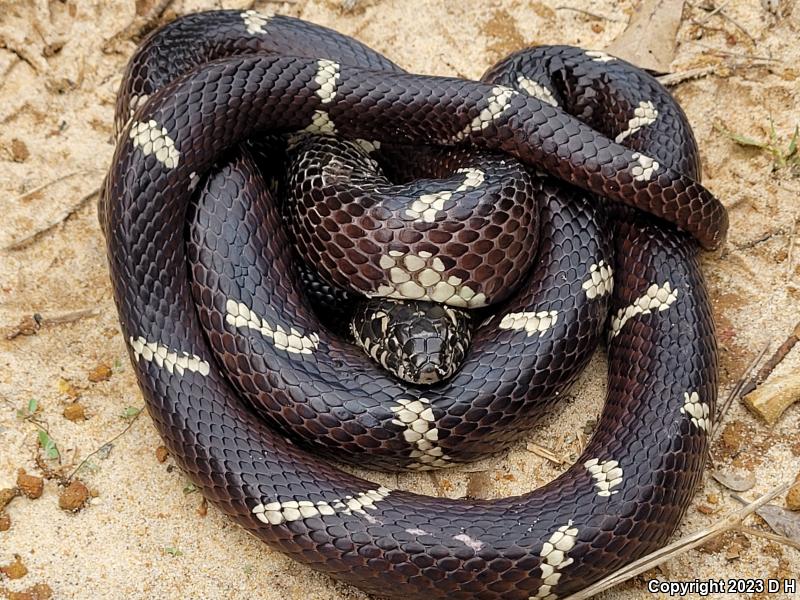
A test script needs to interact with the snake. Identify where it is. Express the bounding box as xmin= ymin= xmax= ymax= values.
xmin=100 ymin=9 xmax=725 ymax=599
